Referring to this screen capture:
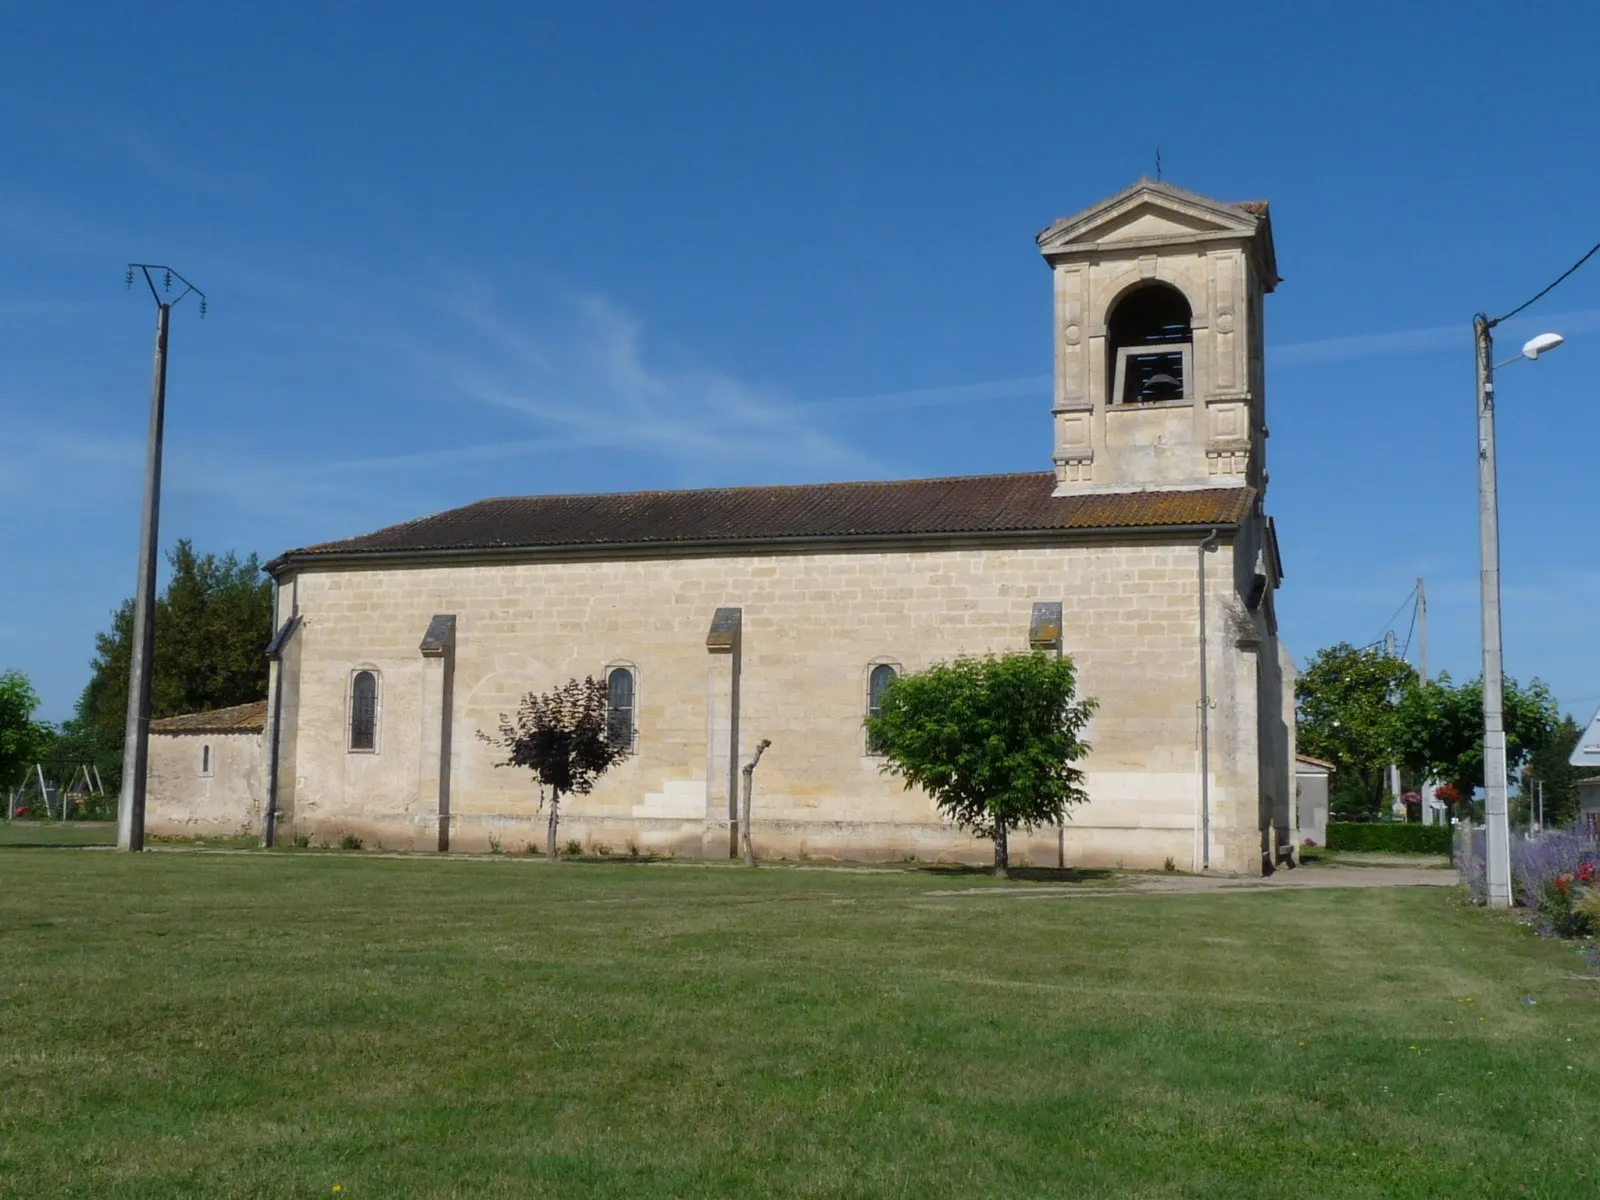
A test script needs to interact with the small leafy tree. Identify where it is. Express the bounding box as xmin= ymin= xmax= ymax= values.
xmin=865 ymin=651 xmax=1096 ymax=878
xmin=1397 ymin=672 xmax=1559 ymax=816
xmin=478 ymin=677 xmax=627 ymax=860
xmin=1295 ymin=643 xmax=1415 ymax=817
xmin=1 ymin=670 xmax=54 ymax=790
